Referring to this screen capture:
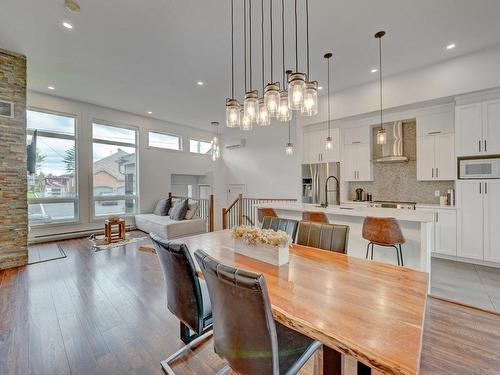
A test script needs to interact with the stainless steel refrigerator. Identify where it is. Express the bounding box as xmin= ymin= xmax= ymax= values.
xmin=301 ymin=162 xmax=340 ymax=205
